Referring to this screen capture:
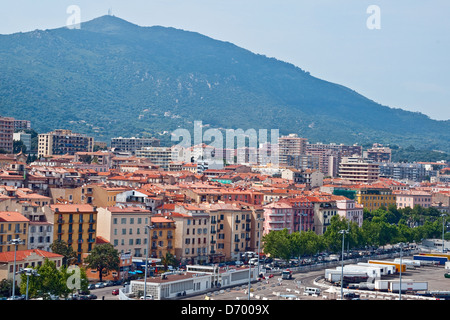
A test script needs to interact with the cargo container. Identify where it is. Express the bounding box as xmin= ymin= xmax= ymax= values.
xmin=419 ymin=253 xmax=450 ymax=260
xmin=339 ymin=265 xmax=381 ymax=279
xmin=357 ymin=262 xmax=394 ymax=275
xmin=413 ymin=255 xmax=447 ymax=265
xmin=368 ymin=260 xmax=406 ymax=273
xmin=393 ymin=258 xmax=421 ymax=268
xmin=388 ymin=280 xmax=428 ymax=293
xmin=374 ymin=279 xmax=390 ymax=291
xmin=324 ymin=269 xmax=368 ymax=284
